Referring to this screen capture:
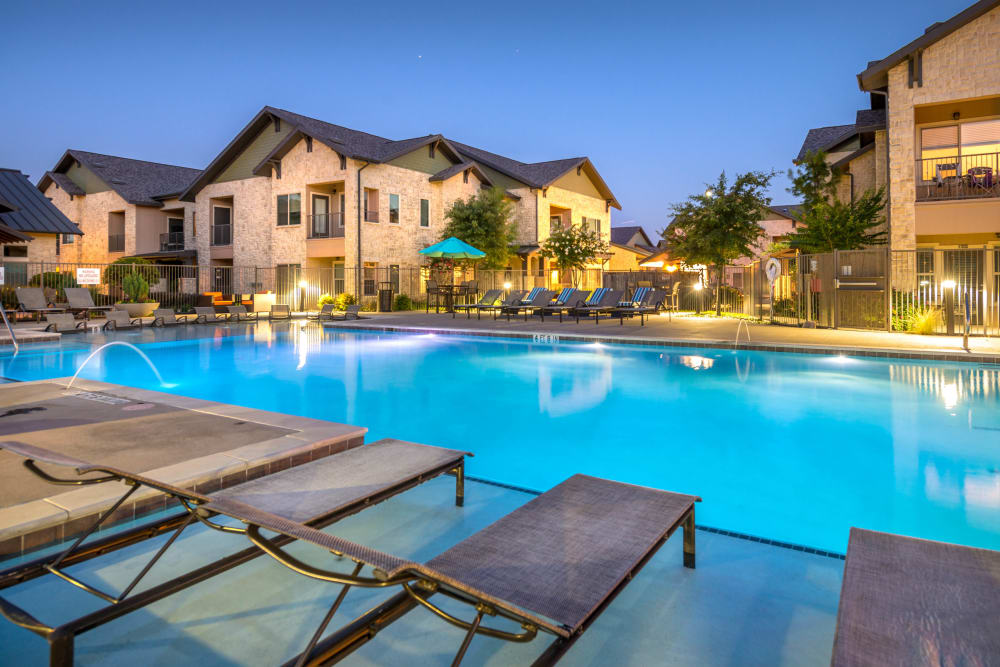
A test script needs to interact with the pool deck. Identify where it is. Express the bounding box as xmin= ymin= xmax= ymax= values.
xmin=0 ymin=379 xmax=366 ymax=561
xmin=325 ymin=311 xmax=1000 ymax=364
